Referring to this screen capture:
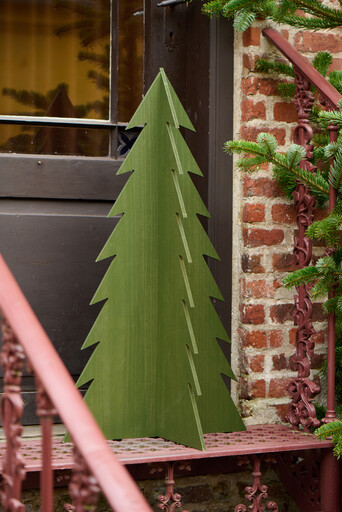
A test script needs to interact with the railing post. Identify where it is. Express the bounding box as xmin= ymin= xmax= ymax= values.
xmin=0 ymin=318 xmax=26 ymax=512
xmin=35 ymin=375 xmax=57 ymax=512
xmin=322 ymin=123 xmax=339 ymax=425
xmin=320 ymin=447 xmax=340 ymax=511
